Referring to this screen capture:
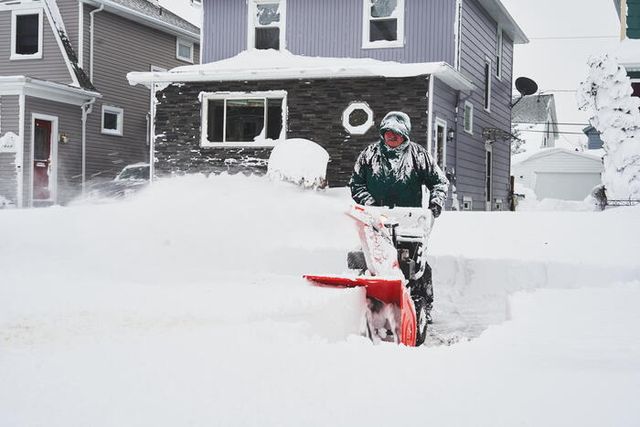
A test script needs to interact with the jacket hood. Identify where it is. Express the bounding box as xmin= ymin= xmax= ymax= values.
xmin=379 ymin=111 xmax=412 ymax=141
